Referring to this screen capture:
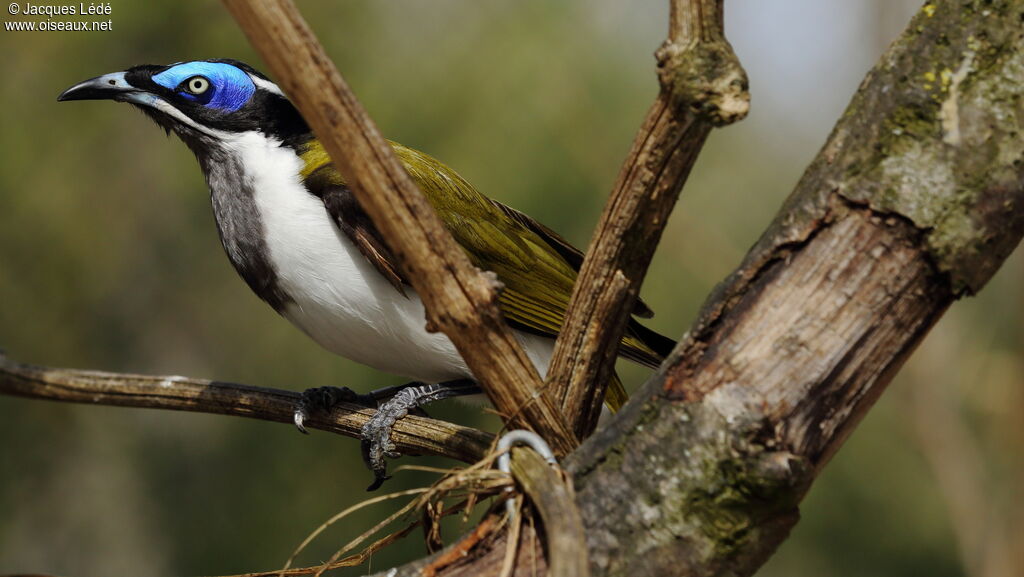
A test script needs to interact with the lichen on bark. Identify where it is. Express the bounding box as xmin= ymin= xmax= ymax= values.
xmin=792 ymin=0 xmax=1024 ymax=294
xmin=368 ymin=2 xmax=1024 ymax=575
xmin=560 ymin=1 xmax=1024 ymax=576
